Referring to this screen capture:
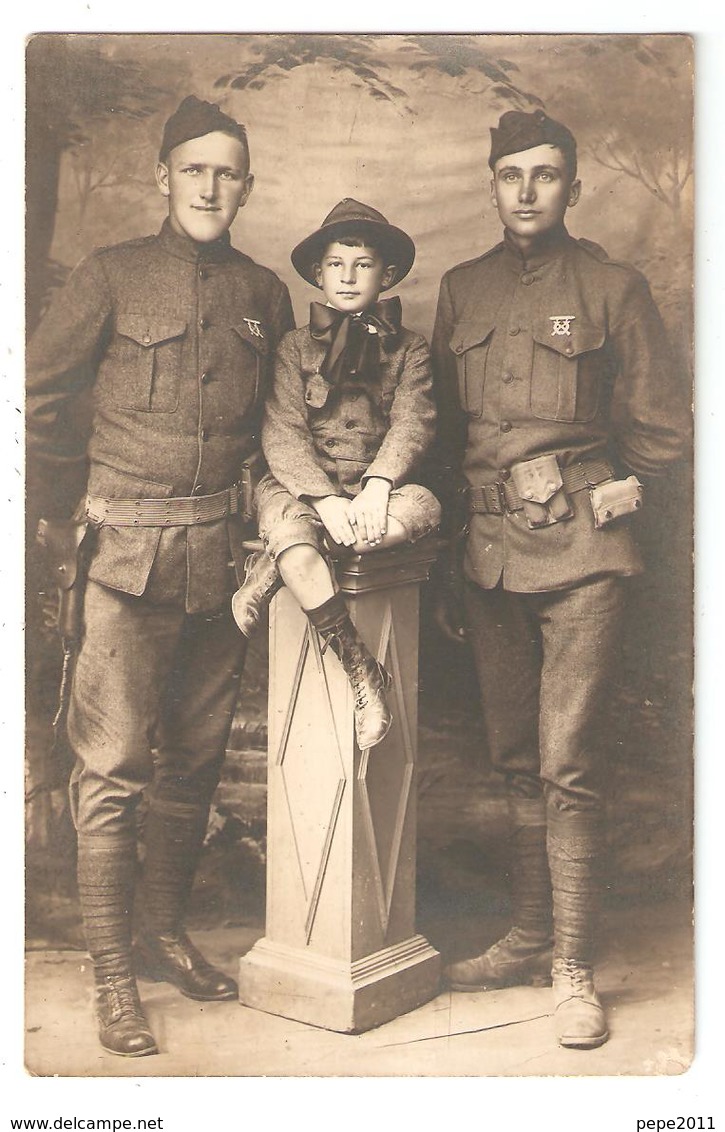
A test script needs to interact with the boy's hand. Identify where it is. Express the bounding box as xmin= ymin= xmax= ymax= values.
xmin=348 ymin=478 xmax=392 ymax=546
xmin=311 ymin=495 xmax=357 ymax=547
